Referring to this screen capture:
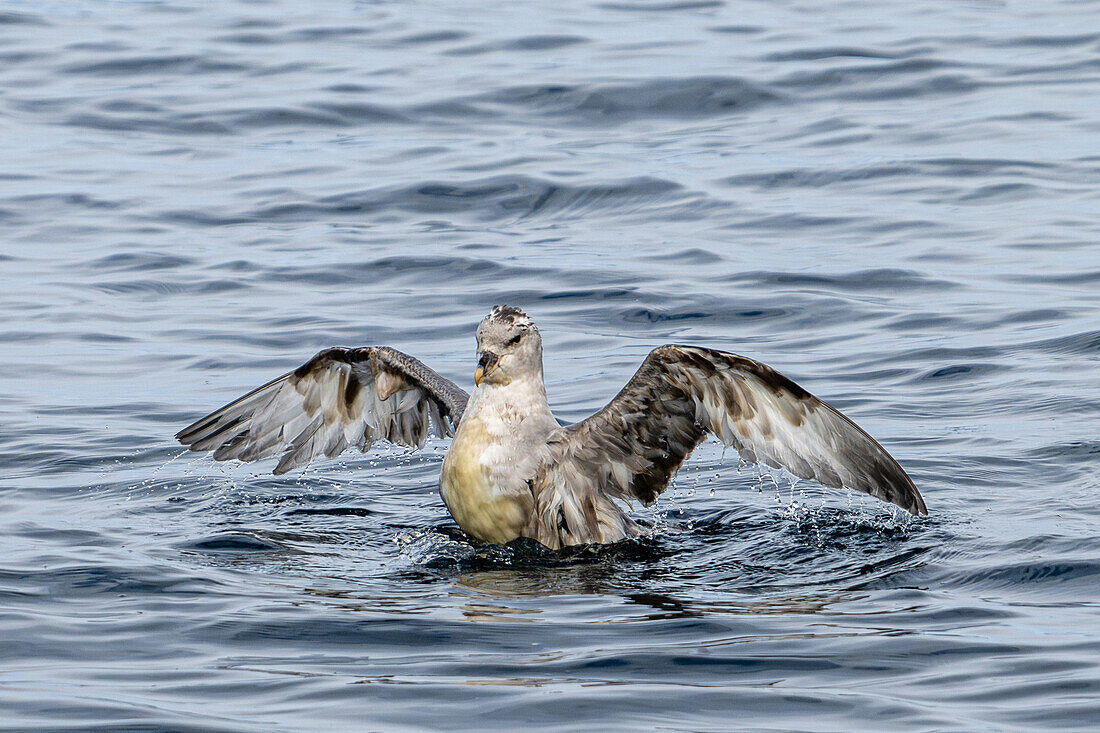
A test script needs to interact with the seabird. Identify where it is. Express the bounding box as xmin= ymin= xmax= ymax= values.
xmin=177 ymin=306 xmax=926 ymax=549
